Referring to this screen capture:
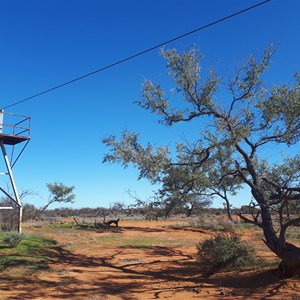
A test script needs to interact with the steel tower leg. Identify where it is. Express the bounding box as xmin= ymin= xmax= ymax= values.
xmin=0 ymin=141 xmax=22 ymax=233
